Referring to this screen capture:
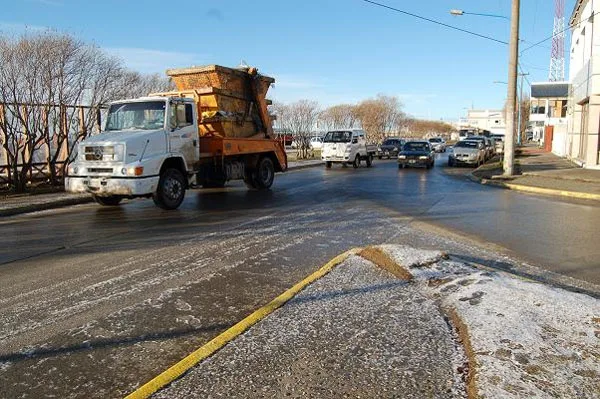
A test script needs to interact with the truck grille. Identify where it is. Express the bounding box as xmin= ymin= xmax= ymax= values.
xmin=84 ymin=146 xmax=115 ymax=161
xmin=87 ymin=168 xmax=113 ymax=174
